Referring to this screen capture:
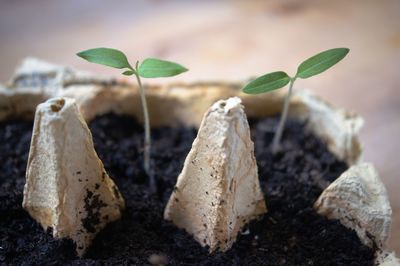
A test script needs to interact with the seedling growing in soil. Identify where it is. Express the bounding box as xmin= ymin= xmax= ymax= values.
xmin=77 ymin=48 xmax=188 ymax=189
xmin=242 ymin=48 xmax=349 ymax=153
